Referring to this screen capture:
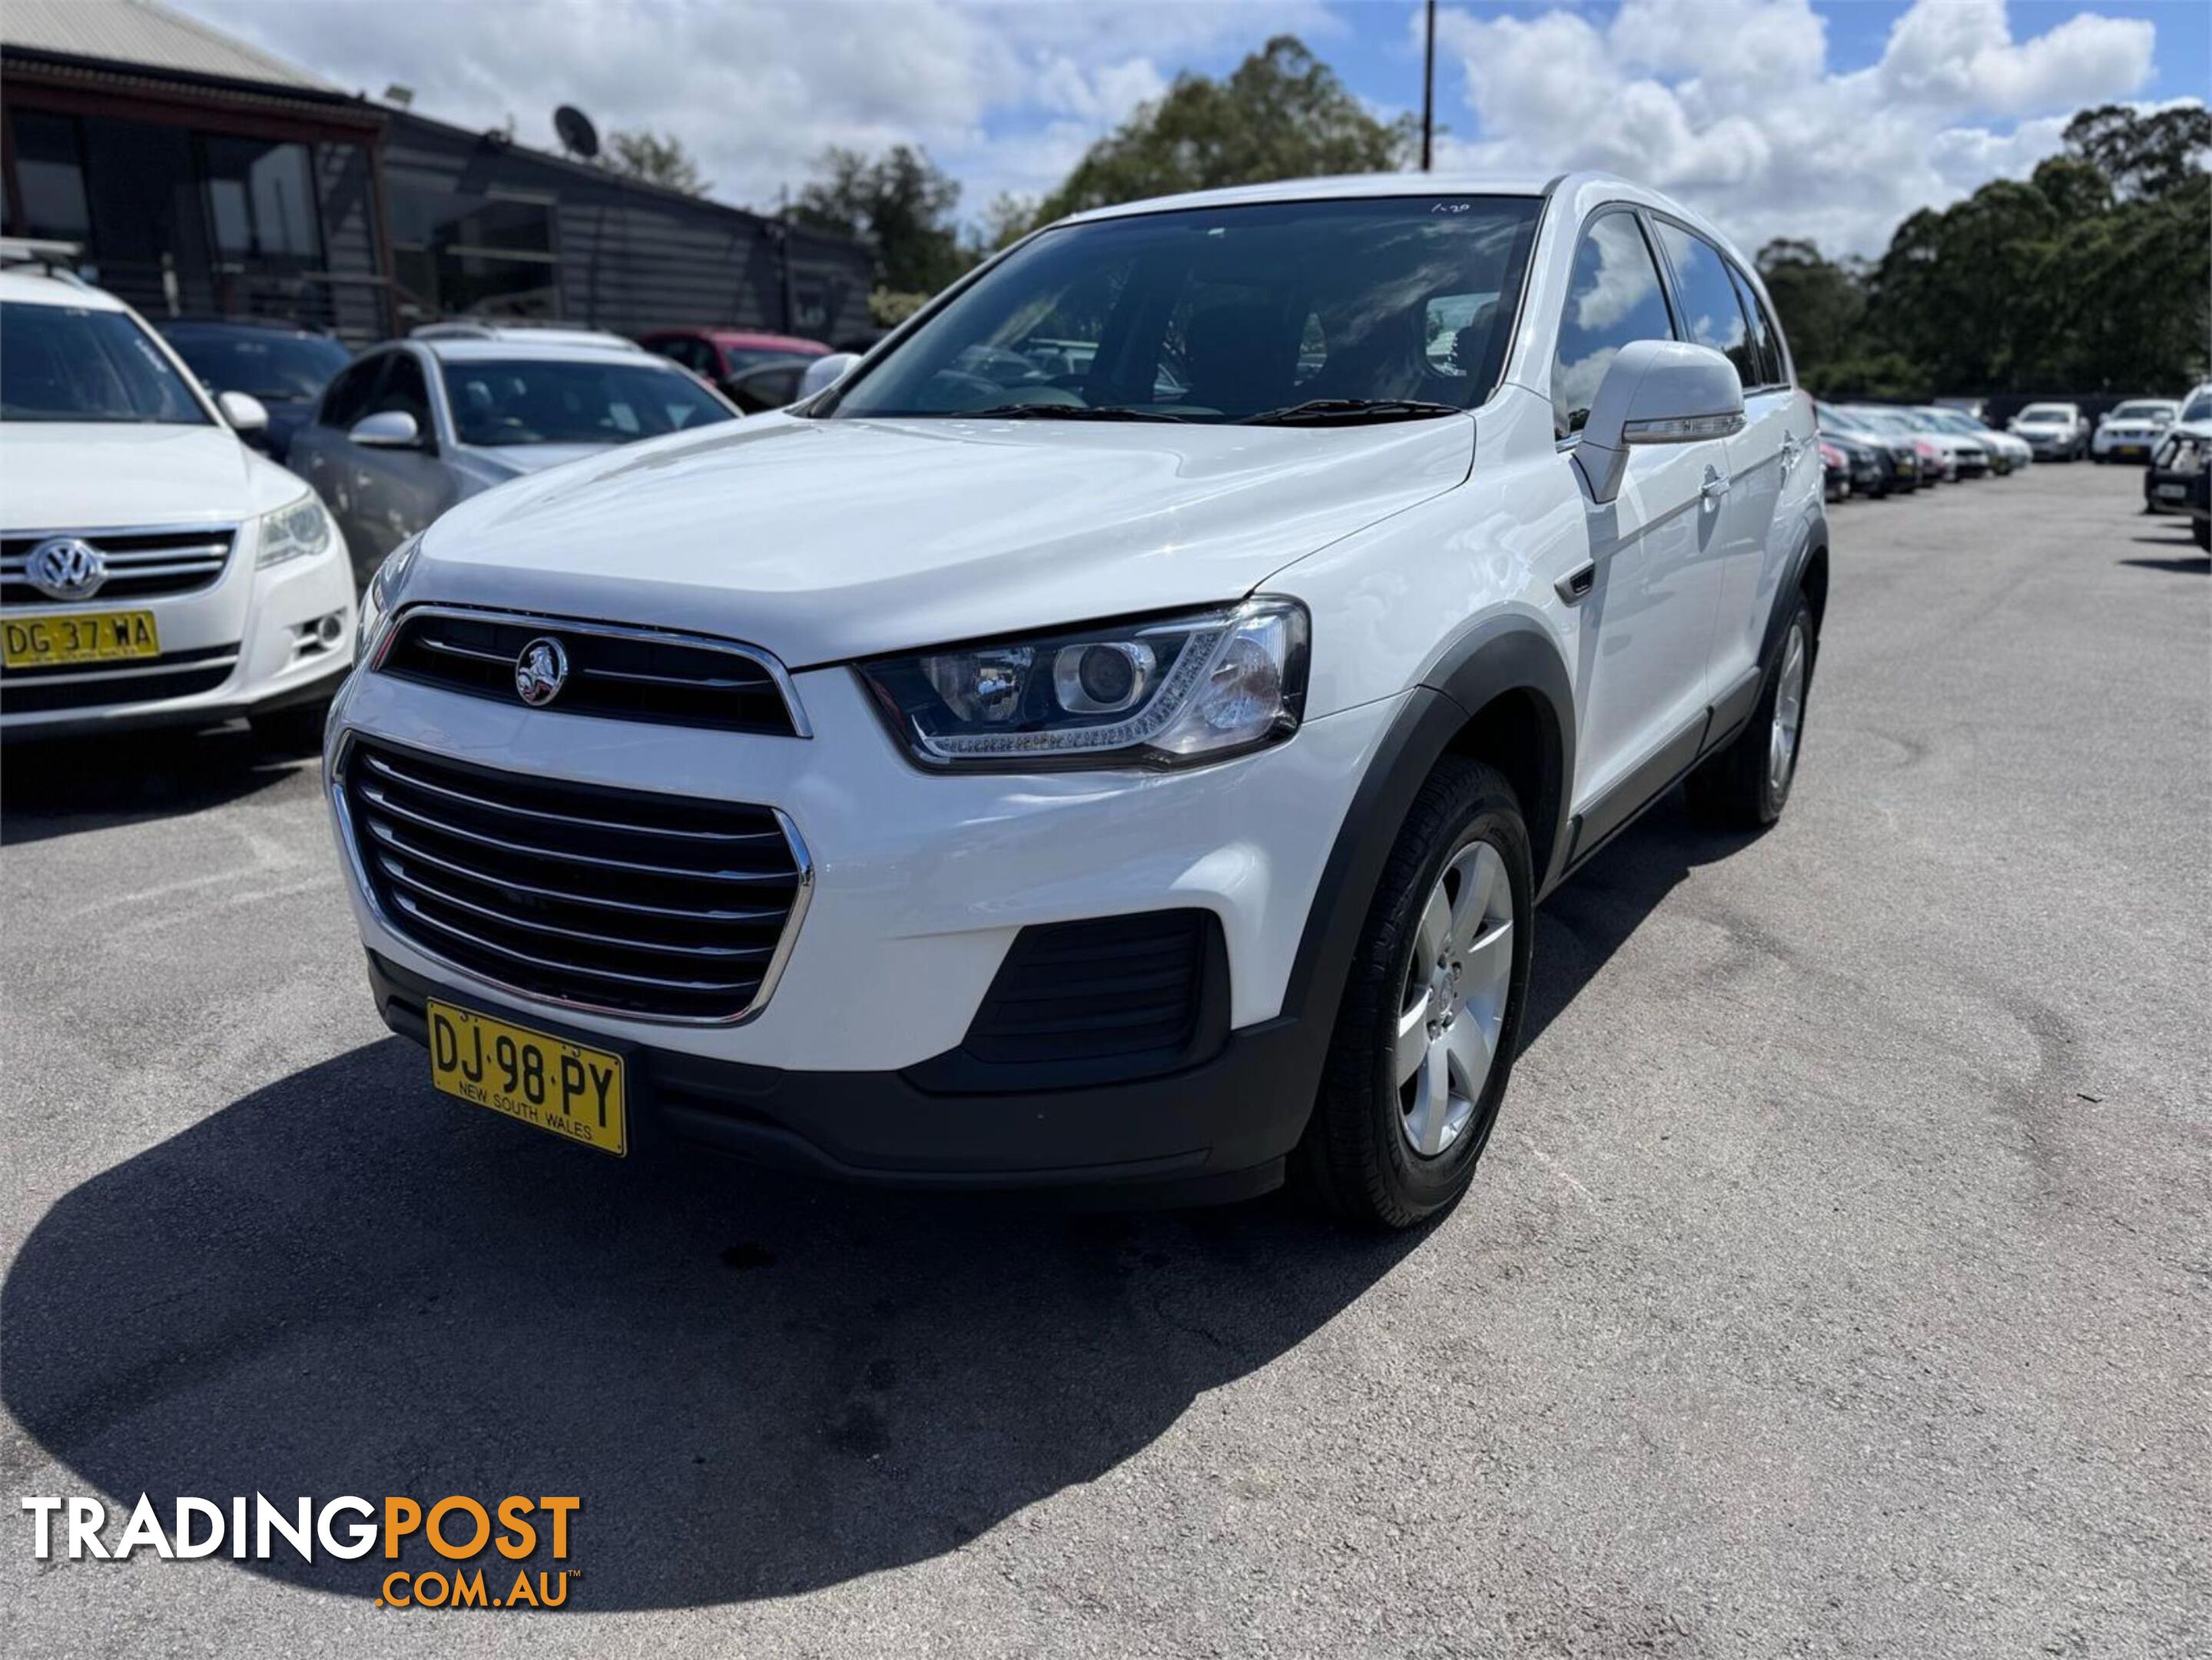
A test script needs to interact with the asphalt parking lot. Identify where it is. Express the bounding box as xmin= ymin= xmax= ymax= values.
xmin=2 ymin=464 xmax=2204 ymax=1658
